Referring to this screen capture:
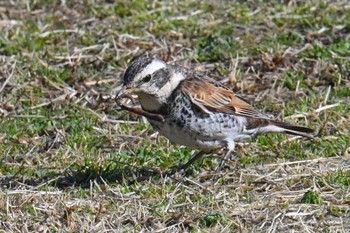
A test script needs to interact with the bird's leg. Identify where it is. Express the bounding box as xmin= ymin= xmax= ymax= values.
xmin=215 ymin=149 xmax=232 ymax=173
xmin=211 ymin=149 xmax=241 ymax=182
xmin=179 ymin=150 xmax=207 ymax=171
